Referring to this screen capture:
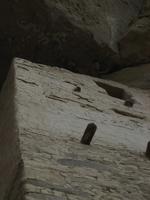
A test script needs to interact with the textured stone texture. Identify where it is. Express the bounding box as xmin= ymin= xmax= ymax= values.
xmin=1 ymin=58 xmax=150 ymax=199
xmin=103 ymin=63 xmax=150 ymax=89
xmin=119 ymin=0 xmax=150 ymax=66
xmin=0 ymin=0 xmax=143 ymax=88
